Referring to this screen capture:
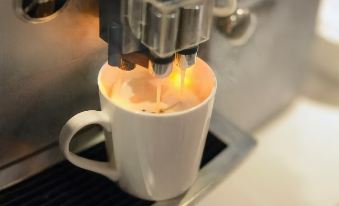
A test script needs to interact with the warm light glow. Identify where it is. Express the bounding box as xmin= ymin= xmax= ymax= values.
xmin=168 ymin=65 xmax=194 ymax=89
xmin=168 ymin=68 xmax=181 ymax=88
